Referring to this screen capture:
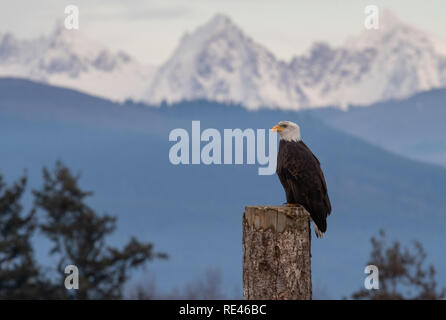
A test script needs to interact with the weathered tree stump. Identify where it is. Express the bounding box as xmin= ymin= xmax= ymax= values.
xmin=243 ymin=205 xmax=312 ymax=300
